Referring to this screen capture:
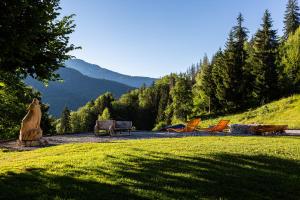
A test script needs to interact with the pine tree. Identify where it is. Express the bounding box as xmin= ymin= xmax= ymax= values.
xmin=243 ymin=38 xmax=257 ymax=107
xmin=60 ymin=106 xmax=71 ymax=134
xmin=186 ymin=64 xmax=197 ymax=84
xmin=210 ymin=14 xmax=249 ymax=112
xmin=250 ymin=10 xmax=279 ymax=104
xmin=169 ymin=75 xmax=193 ymax=122
xmin=232 ymin=13 xmax=249 ymax=108
xmin=211 ymin=49 xmax=224 ymax=110
xmin=156 ymin=84 xmax=170 ymax=123
xmin=283 ymin=0 xmax=300 ymax=39
xmin=233 ymin=14 xmax=249 ymax=77
xmin=192 ymin=54 xmax=214 ymax=114
xmin=137 ymin=86 xmax=159 ymax=130
xmin=281 ymin=27 xmax=300 ymax=93
xmin=216 ymin=31 xmax=236 ymax=111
